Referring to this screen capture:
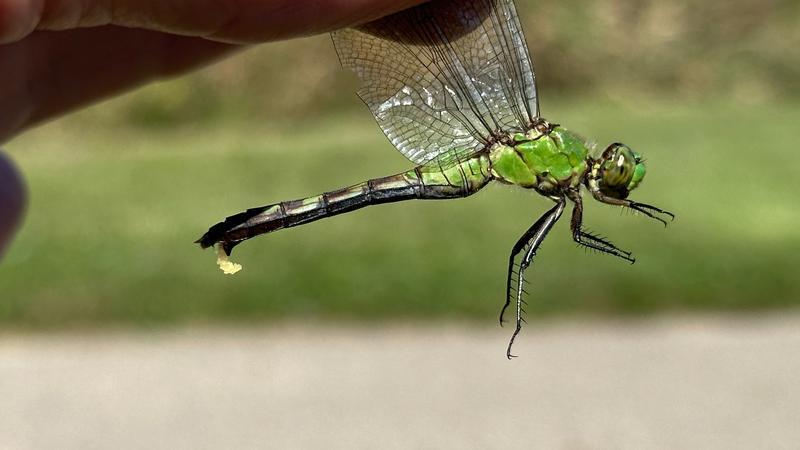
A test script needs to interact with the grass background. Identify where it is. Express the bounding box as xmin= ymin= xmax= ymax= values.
xmin=3 ymin=0 xmax=799 ymax=327
xmin=4 ymin=99 xmax=798 ymax=326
